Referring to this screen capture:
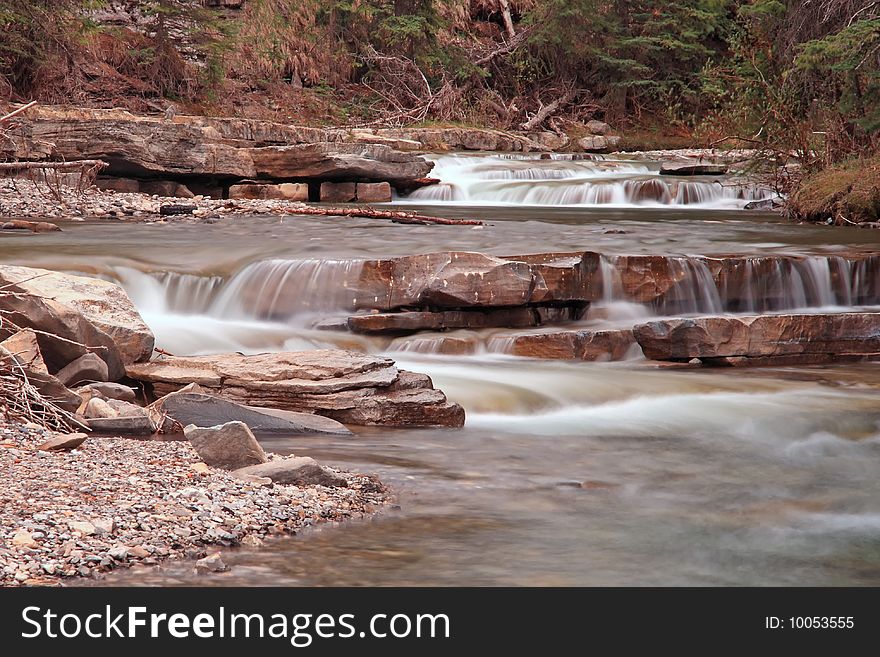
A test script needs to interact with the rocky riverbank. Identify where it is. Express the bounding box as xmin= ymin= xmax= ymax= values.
xmin=0 ymin=419 xmax=388 ymax=587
